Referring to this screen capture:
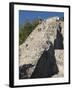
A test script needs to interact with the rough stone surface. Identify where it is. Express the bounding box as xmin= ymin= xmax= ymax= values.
xmin=19 ymin=17 xmax=64 ymax=78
